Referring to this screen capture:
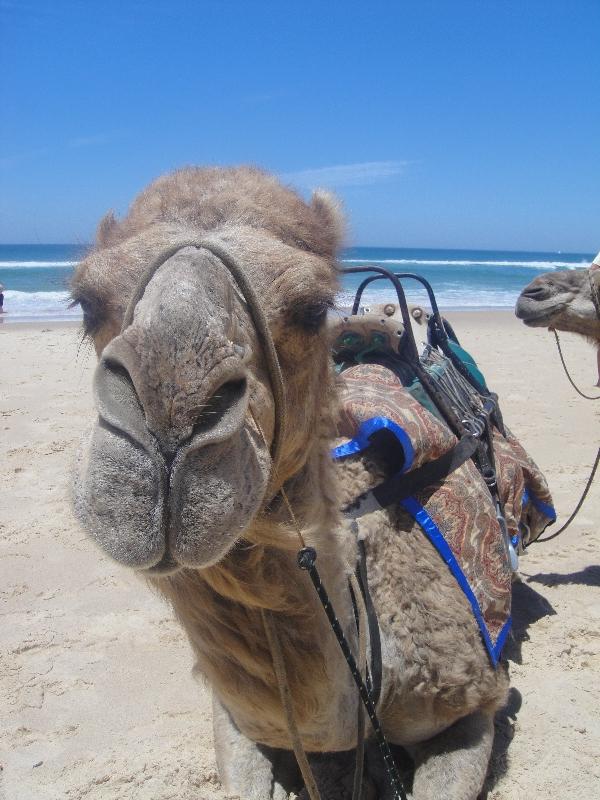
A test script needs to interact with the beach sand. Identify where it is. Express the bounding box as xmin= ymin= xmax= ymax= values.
xmin=1 ymin=313 xmax=599 ymax=799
